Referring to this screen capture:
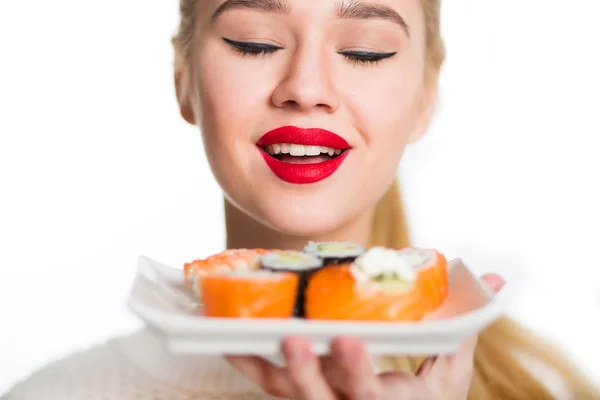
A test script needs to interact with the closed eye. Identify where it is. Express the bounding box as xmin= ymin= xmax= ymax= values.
xmin=222 ymin=38 xmax=282 ymax=56
xmin=338 ymin=51 xmax=397 ymax=65
xmin=223 ymin=37 xmax=397 ymax=66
